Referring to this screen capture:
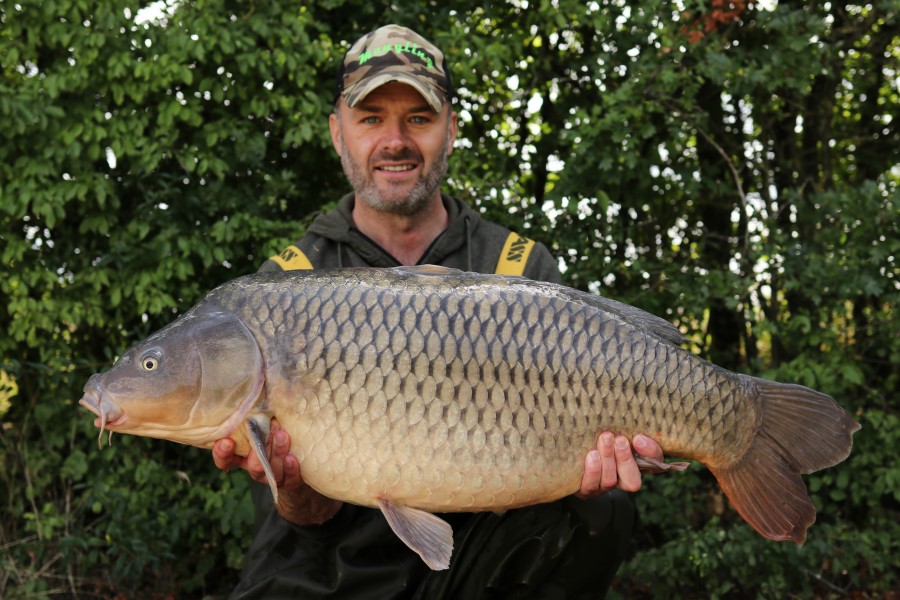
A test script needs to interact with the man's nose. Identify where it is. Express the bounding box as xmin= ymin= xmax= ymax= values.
xmin=380 ymin=118 xmax=411 ymax=151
